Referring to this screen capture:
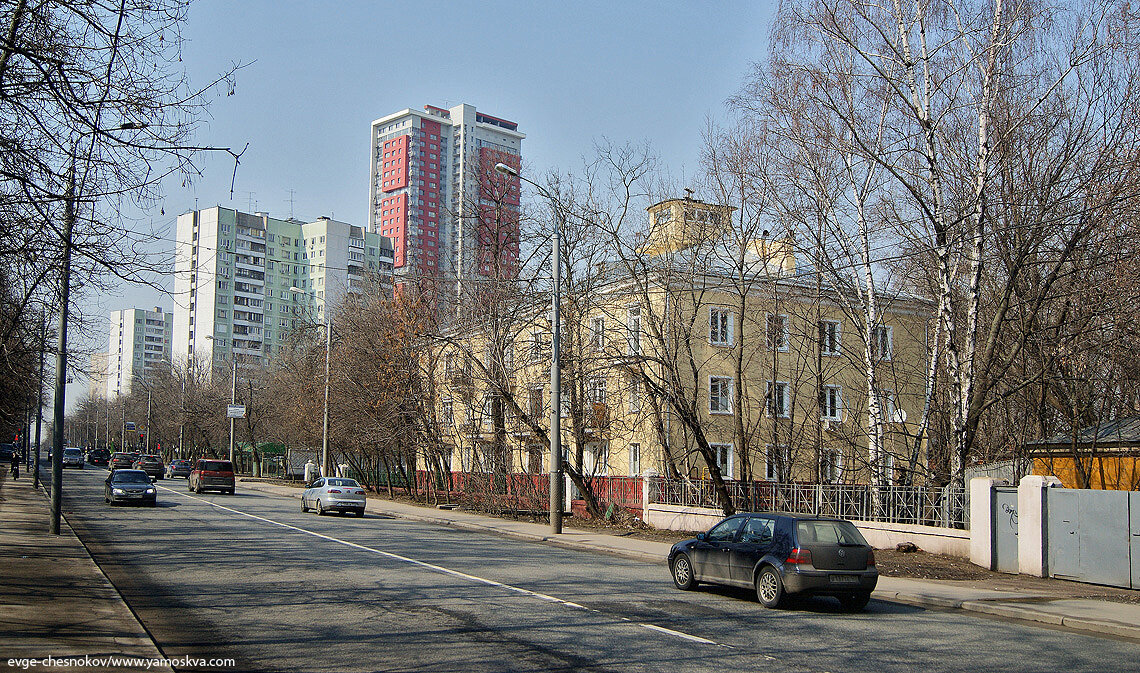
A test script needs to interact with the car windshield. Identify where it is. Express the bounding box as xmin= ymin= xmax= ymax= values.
xmin=326 ymin=479 xmax=359 ymax=488
xmin=201 ymin=461 xmax=232 ymax=472
xmin=64 ymin=449 xmax=82 ymax=456
xmin=797 ymin=520 xmax=868 ymax=546
xmin=112 ymin=471 xmax=151 ymax=484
